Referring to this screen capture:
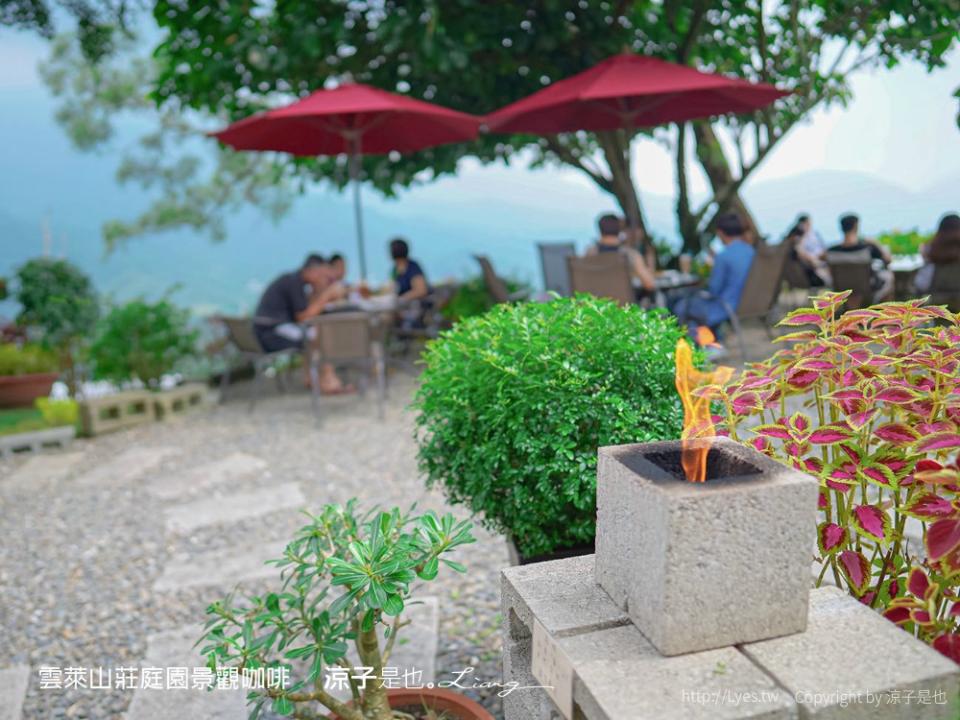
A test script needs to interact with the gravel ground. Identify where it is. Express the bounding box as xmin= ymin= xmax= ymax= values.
xmin=0 ymin=372 xmax=508 ymax=719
